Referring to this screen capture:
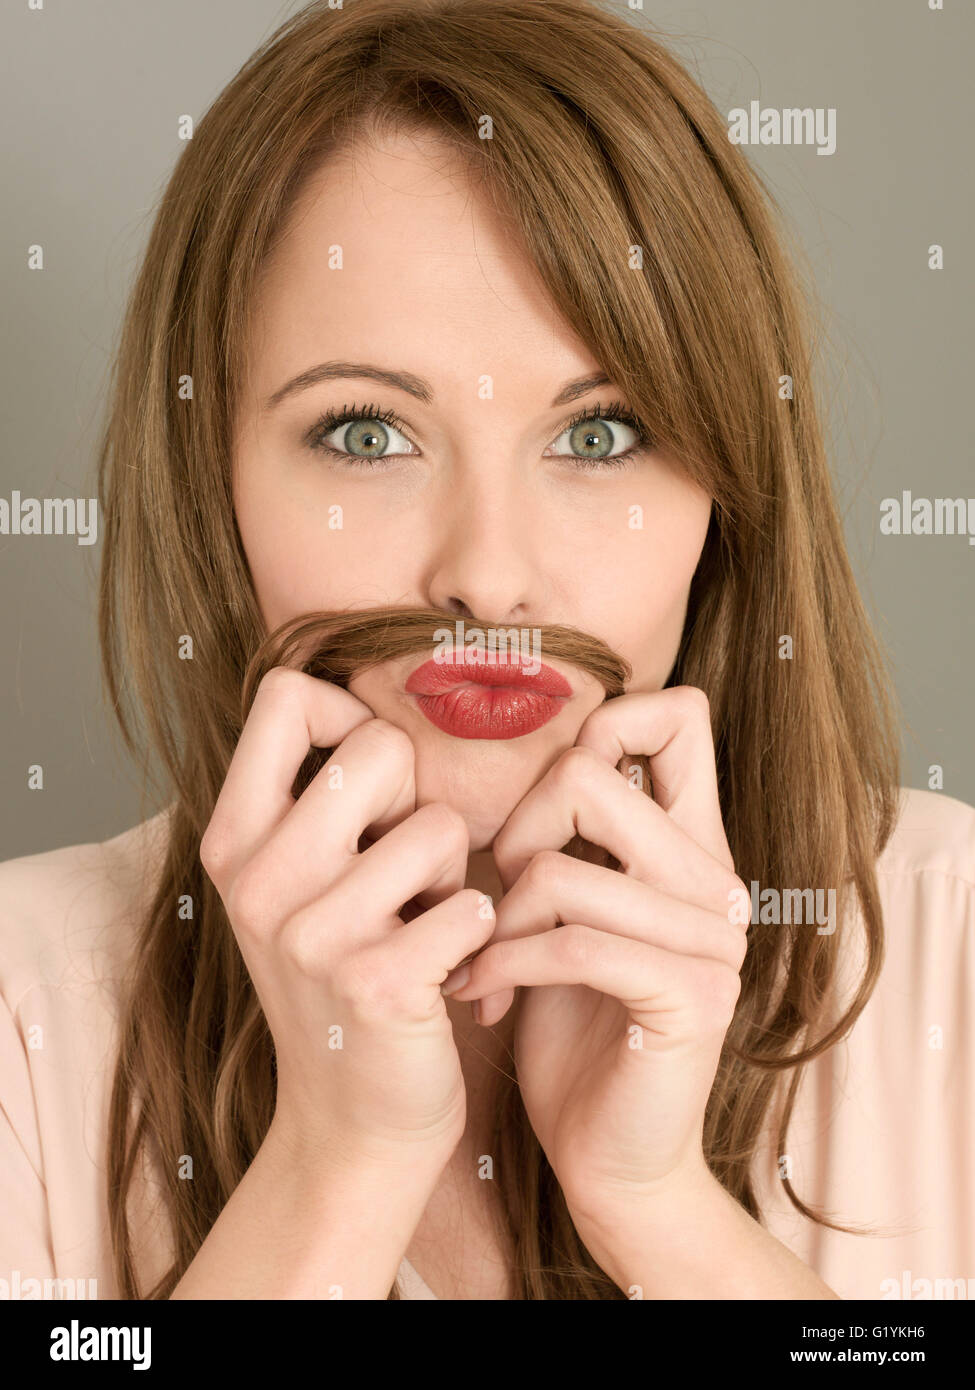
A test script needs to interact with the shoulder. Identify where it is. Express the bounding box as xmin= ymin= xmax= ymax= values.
xmin=829 ymin=787 xmax=973 ymax=996
xmin=864 ymin=787 xmax=975 ymax=980
xmin=756 ymin=789 xmax=975 ymax=1291
xmin=877 ymin=786 xmax=975 ymax=889
xmin=0 ymin=807 xmax=174 ymax=1013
